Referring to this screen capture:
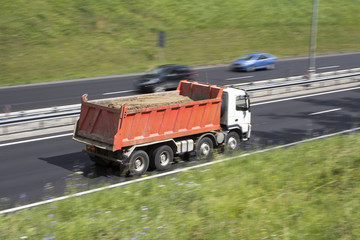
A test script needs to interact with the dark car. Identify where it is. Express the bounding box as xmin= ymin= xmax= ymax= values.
xmin=134 ymin=64 xmax=197 ymax=93
xmin=230 ymin=53 xmax=277 ymax=72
